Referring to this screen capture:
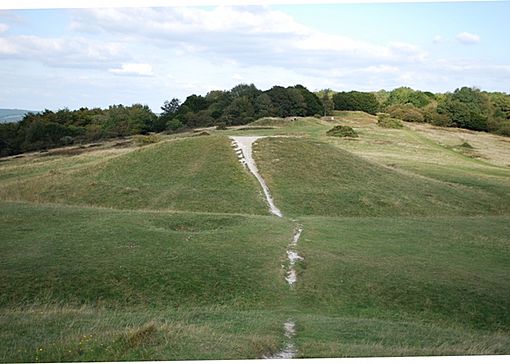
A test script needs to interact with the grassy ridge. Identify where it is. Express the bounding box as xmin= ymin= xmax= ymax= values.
xmin=0 ymin=135 xmax=268 ymax=214
xmin=254 ymin=137 xmax=510 ymax=217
